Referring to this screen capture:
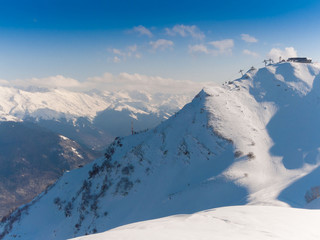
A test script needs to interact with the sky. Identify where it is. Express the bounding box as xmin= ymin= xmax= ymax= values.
xmin=1 ymin=0 xmax=320 ymax=91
